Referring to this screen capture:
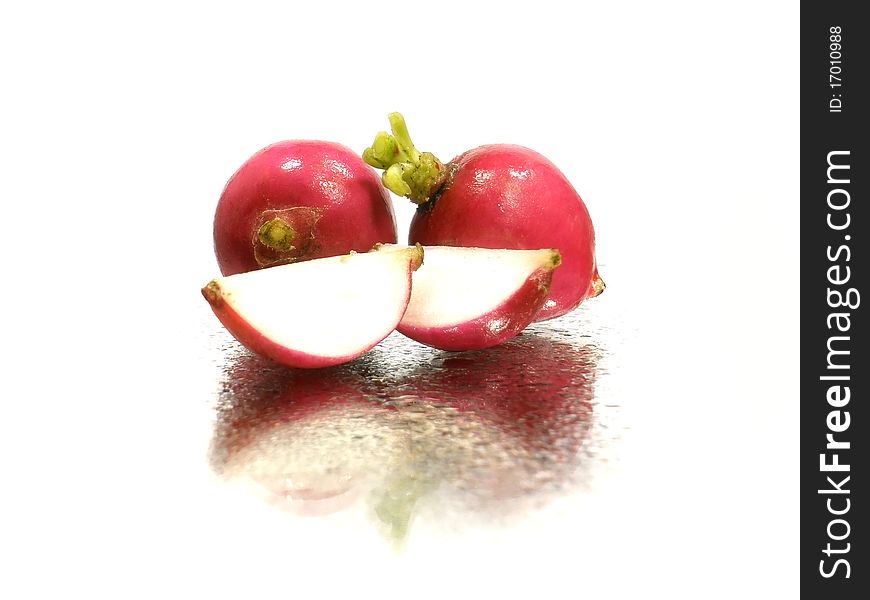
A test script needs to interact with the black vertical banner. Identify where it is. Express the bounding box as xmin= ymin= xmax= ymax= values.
xmin=802 ymin=2 xmax=867 ymax=597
